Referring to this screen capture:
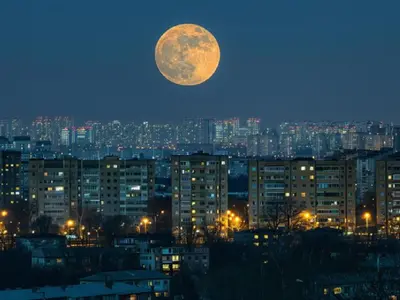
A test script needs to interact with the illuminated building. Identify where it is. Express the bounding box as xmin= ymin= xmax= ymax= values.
xmin=376 ymin=155 xmax=400 ymax=234
xmin=0 ymin=151 xmax=22 ymax=209
xmin=29 ymin=158 xmax=80 ymax=226
xmin=171 ymin=153 xmax=229 ymax=236
xmin=247 ymin=118 xmax=261 ymax=135
xmin=248 ymin=158 xmax=356 ymax=231
xmin=100 ymin=157 xmax=155 ymax=224
xmin=29 ymin=157 xmax=155 ymax=227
